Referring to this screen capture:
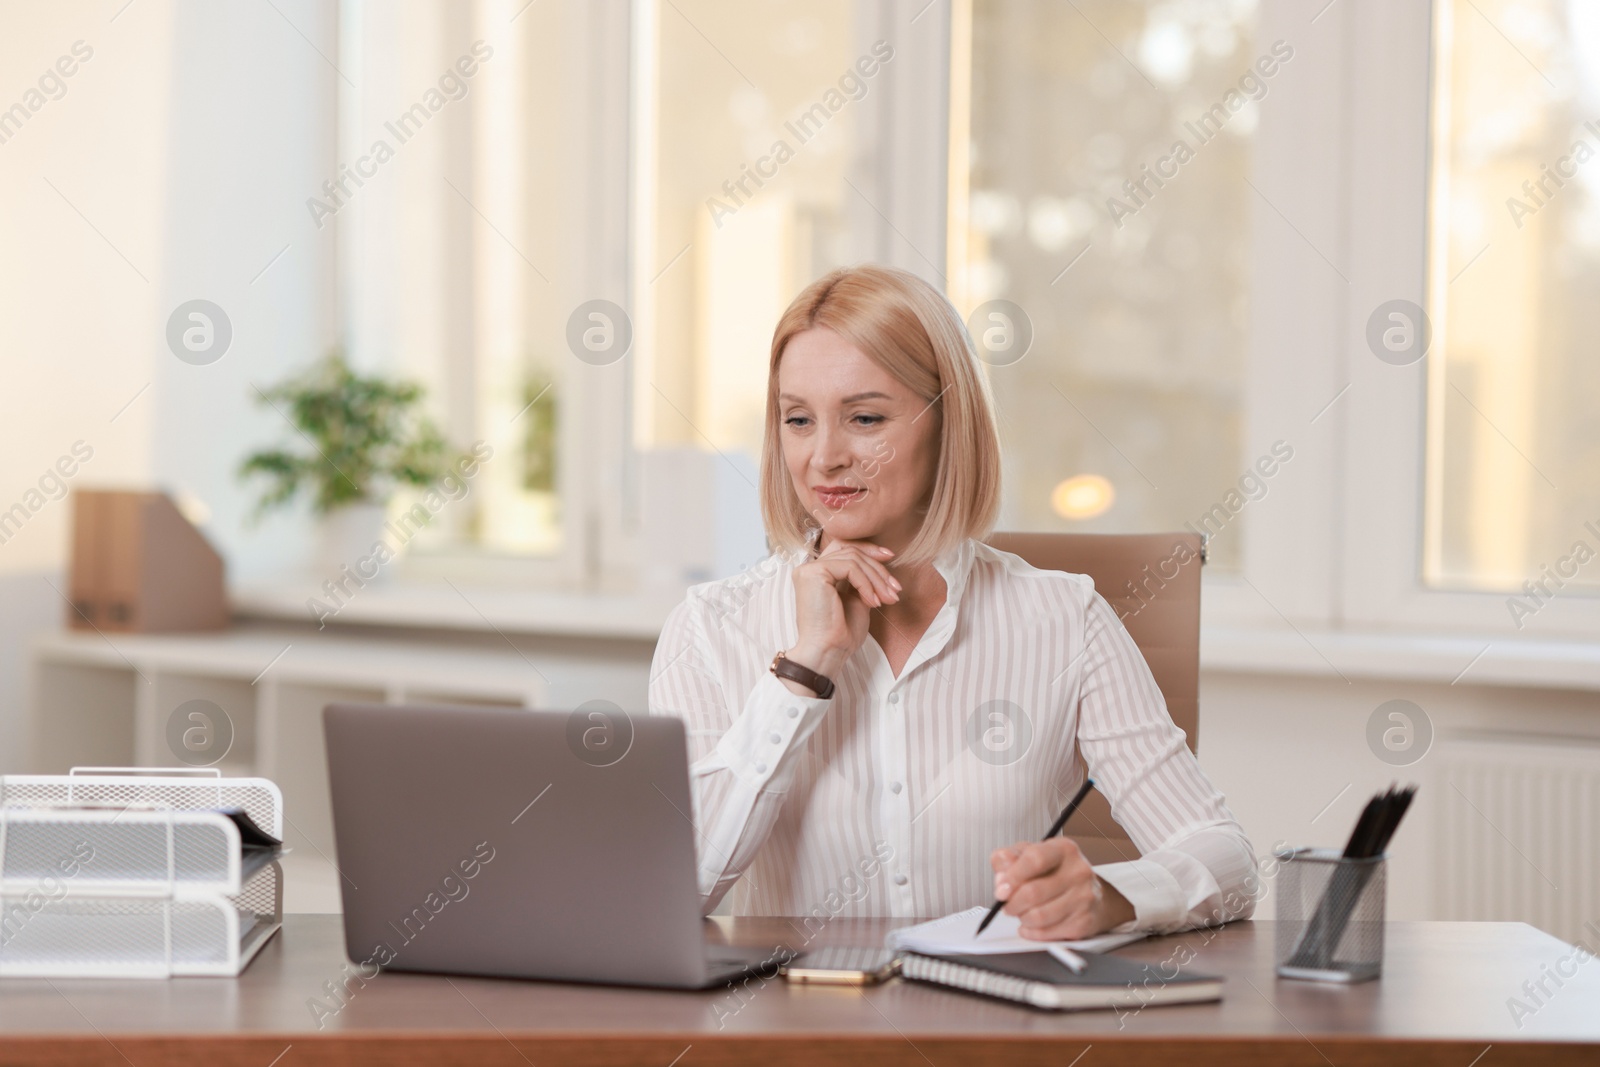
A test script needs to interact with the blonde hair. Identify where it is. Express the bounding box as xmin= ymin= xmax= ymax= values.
xmin=760 ymin=264 xmax=1002 ymax=567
